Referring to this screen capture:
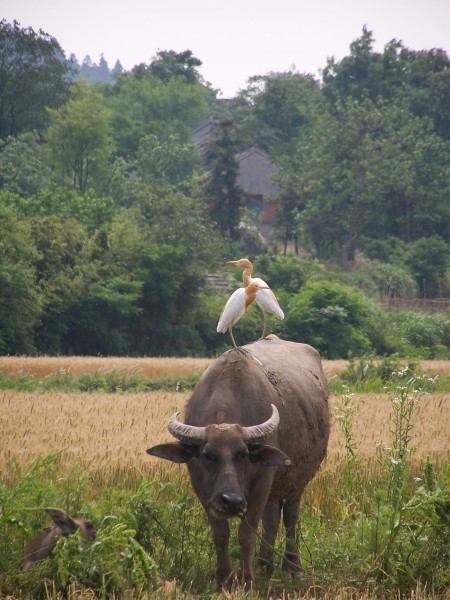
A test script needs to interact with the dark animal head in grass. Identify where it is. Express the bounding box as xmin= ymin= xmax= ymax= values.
xmin=24 ymin=508 xmax=96 ymax=570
